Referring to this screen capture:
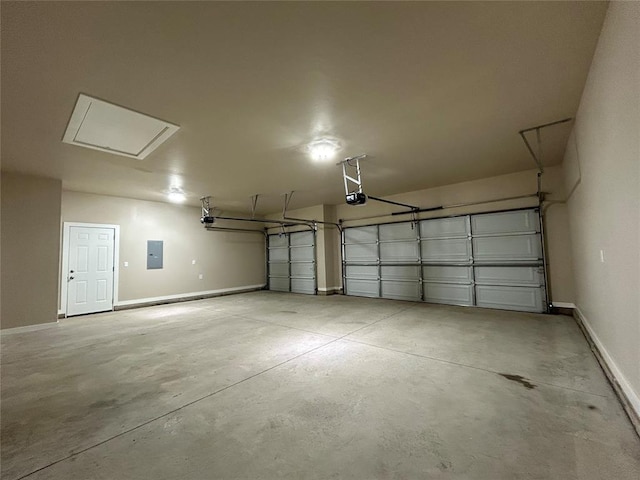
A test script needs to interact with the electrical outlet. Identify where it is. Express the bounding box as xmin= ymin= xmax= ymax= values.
xmin=124 ymin=261 xmax=129 ymax=267
xmin=198 ymin=273 xmax=203 ymax=280
xmin=192 ymin=259 xmax=196 ymax=265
